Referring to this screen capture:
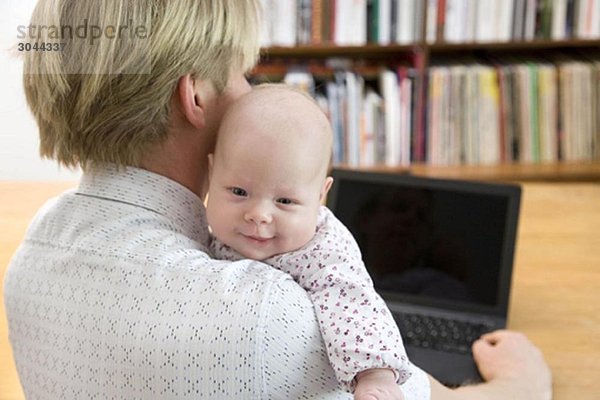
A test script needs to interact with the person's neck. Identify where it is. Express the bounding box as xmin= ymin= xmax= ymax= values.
xmin=140 ymin=130 xmax=211 ymax=201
